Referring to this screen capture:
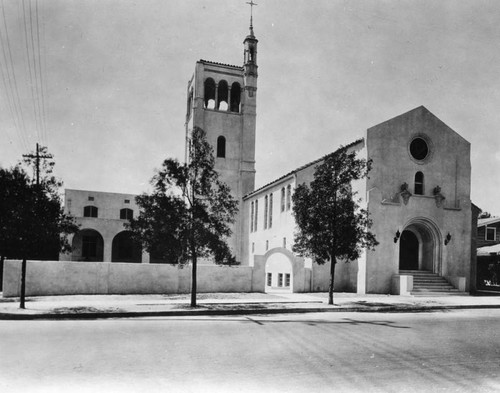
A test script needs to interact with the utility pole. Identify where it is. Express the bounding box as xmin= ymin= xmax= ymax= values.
xmin=19 ymin=143 xmax=52 ymax=309
xmin=22 ymin=143 xmax=53 ymax=187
